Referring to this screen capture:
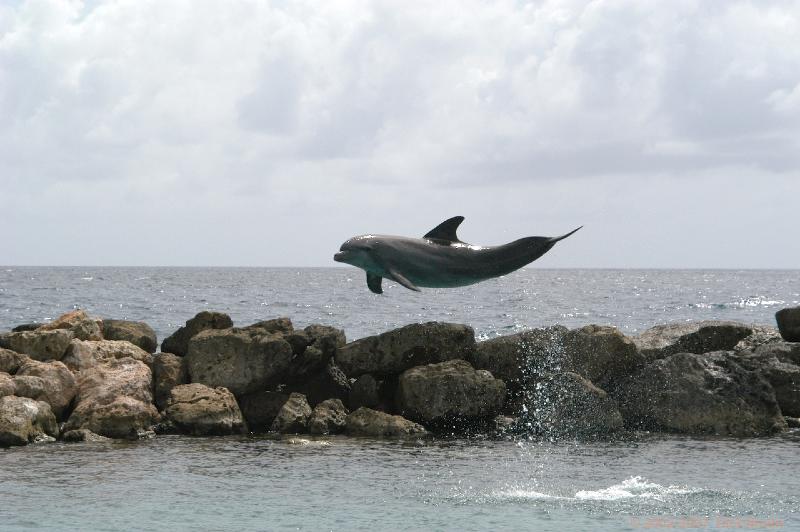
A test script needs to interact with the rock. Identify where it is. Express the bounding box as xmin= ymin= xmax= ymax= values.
xmin=530 ymin=372 xmax=623 ymax=438
xmin=751 ymin=341 xmax=800 ymax=366
xmin=776 ymin=307 xmax=800 ymax=342
xmin=0 ymin=373 xmax=15 ymax=397
xmin=244 ymin=317 xmax=294 ymax=335
xmin=14 ymin=359 xmax=77 ymax=420
xmin=734 ymin=343 xmax=800 ymax=418
xmin=161 ymin=311 xmax=233 ymax=356
xmin=786 ymin=417 xmax=800 ymax=429
xmin=64 ymin=357 xmax=160 ymax=439
xmin=336 ymin=322 xmax=476 ymax=377
xmin=308 ymin=398 xmax=348 ymax=435
xmin=185 ymin=328 xmax=293 ymax=396
xmin=285 ymin=331 xmax=311 ymax=355
xmin=349 ymin=374 xmax=381 ymax=410
xmin=62 ymin=428 xmax=111 ymax=442
xmin=164 ymin=384 xmax=247 ymax=436
xmin=614 ymin=352 xmax=786 ymax=436
xmin=633 ymin=321 xmax=754 ymax=360
xmin=62 ymin=339 xmax=153 ymax=372
xmin=0 ymin=329 xmax=74 ymax=361
xmin=0 ymin=348 xmax=29 ymax=374
xmin=288 ymin=359 xmax=350 ymax=407
xmin=345 ymin=407 xmax=427 ymax=438
xmin=12 ymin=323 xmax=41 ymax=332
xmin=270 ymin=393 xmax=312 ymax=434
xmin=304 ymin=325 xmax=346 ymax=357
xmin=39 ymin=310 xmax=103 ymax=341
xmin=397 ymin=359 xmax=506 ymax=424
xmin=734 ymin=325 xmax=783 ymax=352
xmin=287 ymin=345 xmax=330 ymax=380
xmin=0 ymin=396 xmax=58 ymax=447
xmin=153 ymin=353 xmax=188 ymax=411
xmin=238 ymin=390 xmax=289 ymax=432
xmin=102 ymin=320 xmax=158 ymax=353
